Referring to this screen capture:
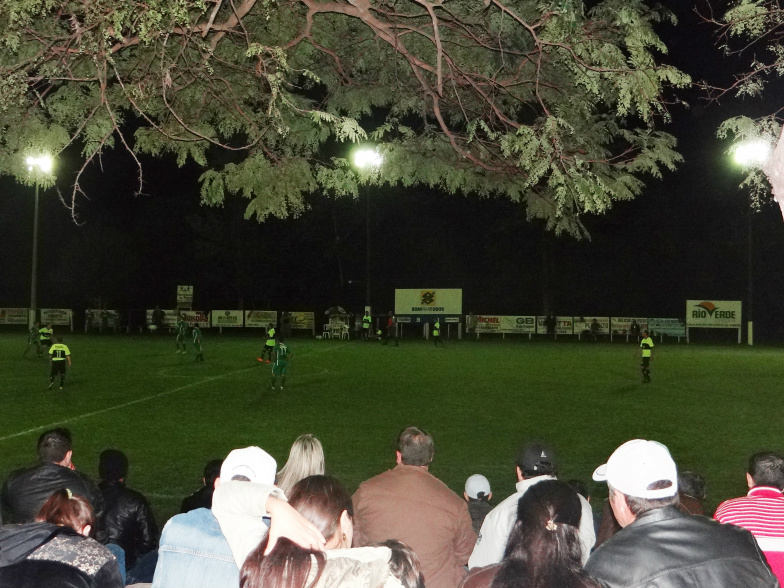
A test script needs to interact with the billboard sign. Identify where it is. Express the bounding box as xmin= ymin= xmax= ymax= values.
xmin=611 ymin=317 xmax=648 ymax=335
xmin=0 ymin=308 xmax=28 ymax=325
xmin=648 ymin=318 xmax=687 ymax=337
xmin=40 ymin=309 xmax=72 ymax=325
xmin=686 ymin=300 xmax=742 ymax=328
xmin=536 ymin=316 xmax=574 ymax=335
xmin=289 ymin=312 xmax=315 ymax=330
xmin=245 ymin=310 xmax=278 ymax=328
xmin=395 ymin=289 xmax=462 ymax=315
xmin=474 ymin=315 xmax=536 ymax=334
xmin=573 ymin=317 xmax=610 ymax=335
xmin=211 ymin=310 xmax=244 ymax=327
